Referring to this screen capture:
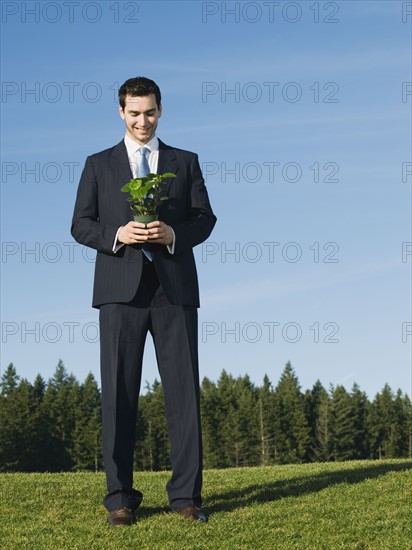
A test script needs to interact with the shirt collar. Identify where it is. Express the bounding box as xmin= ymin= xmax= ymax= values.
xmin=124 ymin=133 xmax=159 ymax=157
